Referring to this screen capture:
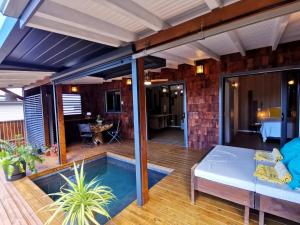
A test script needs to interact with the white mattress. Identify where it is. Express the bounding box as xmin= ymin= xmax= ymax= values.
xmin=256 ymin=178 xmax=300 ymax=204
xmin=194 ymin=145 xmax=256 ymax=191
